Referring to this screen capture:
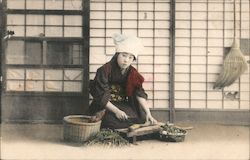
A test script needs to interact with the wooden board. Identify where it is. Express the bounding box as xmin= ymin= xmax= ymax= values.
xmin=127 ymin=125 xmax=161 ymax=137
xmin=116 ymin=125 xmax=162 ymax=137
